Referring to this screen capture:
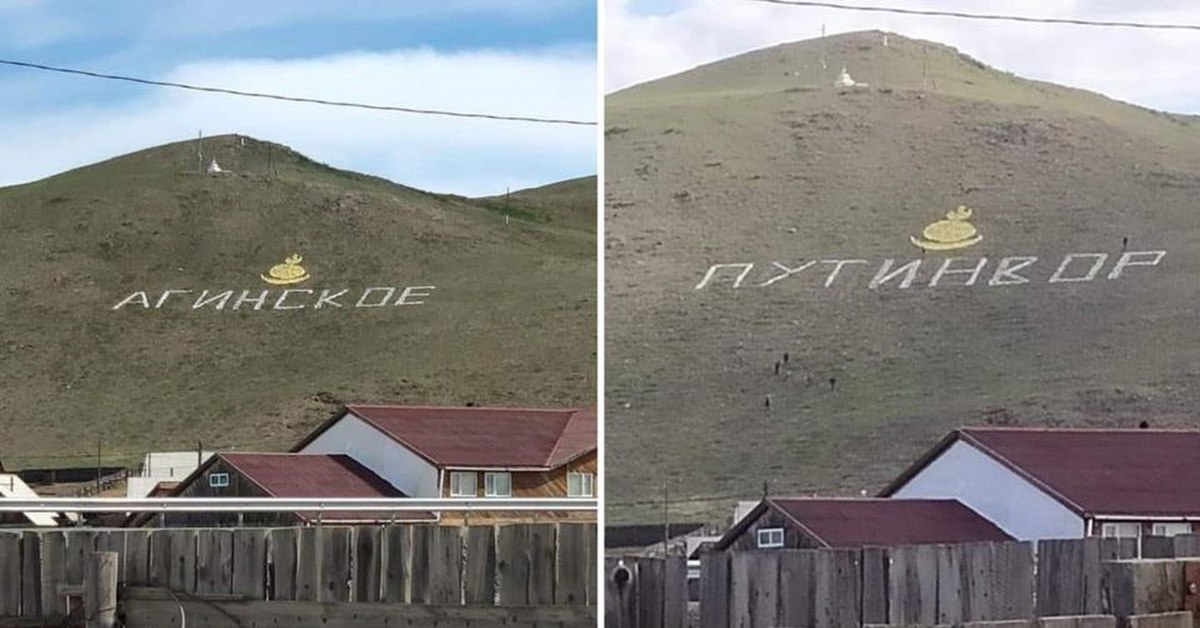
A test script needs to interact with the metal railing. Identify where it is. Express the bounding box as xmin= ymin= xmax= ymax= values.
xmin=0 ymin=497 xmax=598 ymax=512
